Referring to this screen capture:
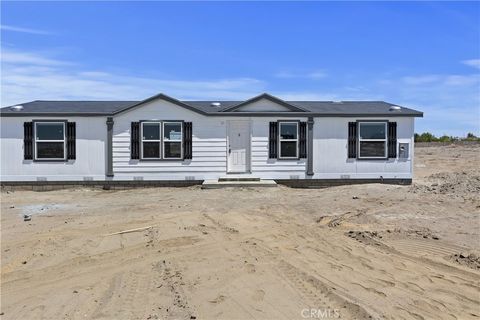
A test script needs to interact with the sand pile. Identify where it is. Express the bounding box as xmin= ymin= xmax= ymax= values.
xmin=411 ymin=170 xmax=480 ymax=197
xmin=448 ymin=253 xmax=480 ymax=270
